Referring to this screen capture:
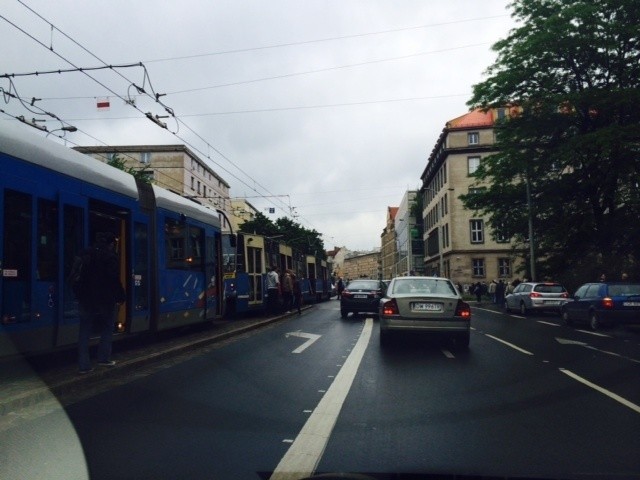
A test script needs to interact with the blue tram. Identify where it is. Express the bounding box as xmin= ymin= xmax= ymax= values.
xmin=0 ymin=123 xmax=225 ymax=357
